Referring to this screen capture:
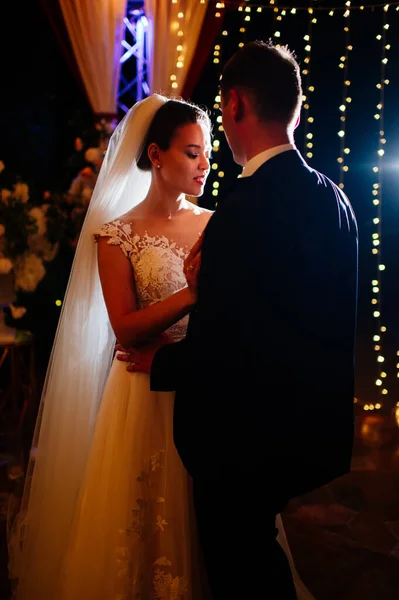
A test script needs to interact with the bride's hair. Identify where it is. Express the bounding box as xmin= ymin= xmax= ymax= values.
xmin=137 ymin=98 xmax=212 ymax=171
